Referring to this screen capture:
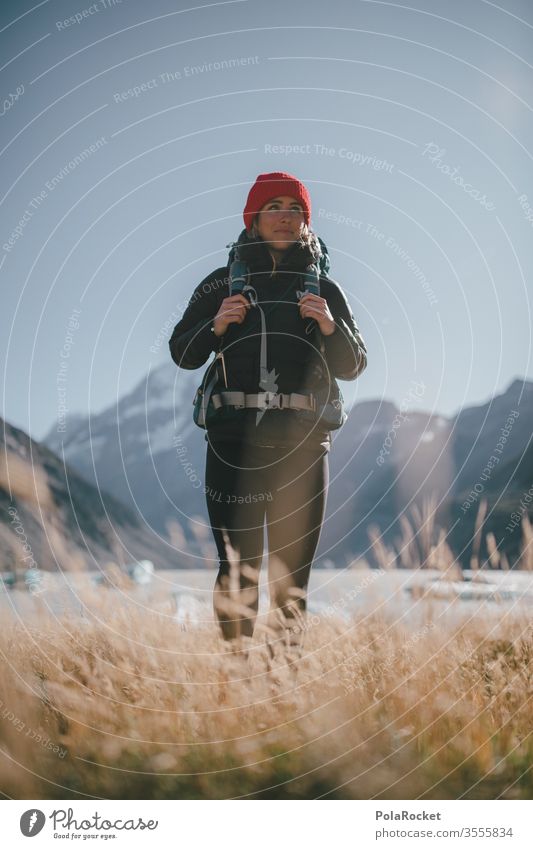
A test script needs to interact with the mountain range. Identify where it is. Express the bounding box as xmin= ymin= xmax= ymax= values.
xmin=0 ymin=414 xmax=184 ymax=576
xmin=40 ymin=365 xmax=533 ymax=570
